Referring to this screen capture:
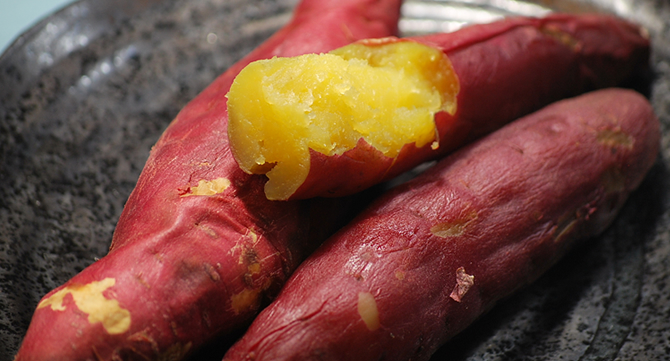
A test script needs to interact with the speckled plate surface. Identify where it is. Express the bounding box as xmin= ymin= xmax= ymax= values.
xmin=1 ymin=0 xmax=669 ymax=360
